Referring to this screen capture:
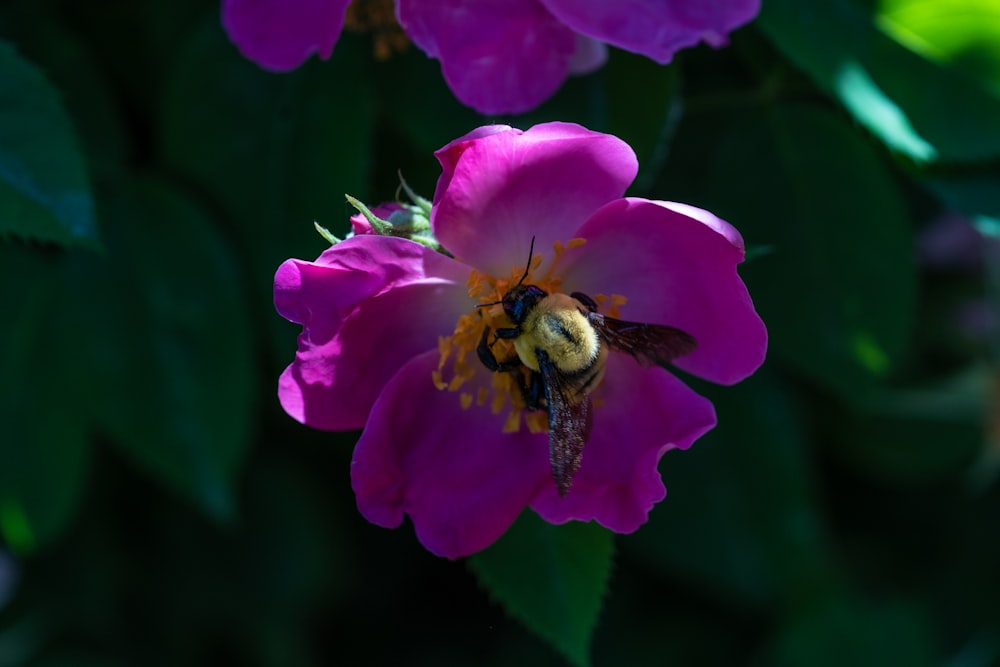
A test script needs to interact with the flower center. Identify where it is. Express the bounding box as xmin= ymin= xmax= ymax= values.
xmin=344 ymin=0 xmax=409 ymax=60
xmin=432 ymin=238 xmax=627 ymax=434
